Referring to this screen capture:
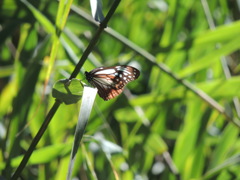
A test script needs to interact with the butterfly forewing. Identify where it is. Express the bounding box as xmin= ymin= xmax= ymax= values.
xmin=85 ymin=65 xmax=140 ymax=100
